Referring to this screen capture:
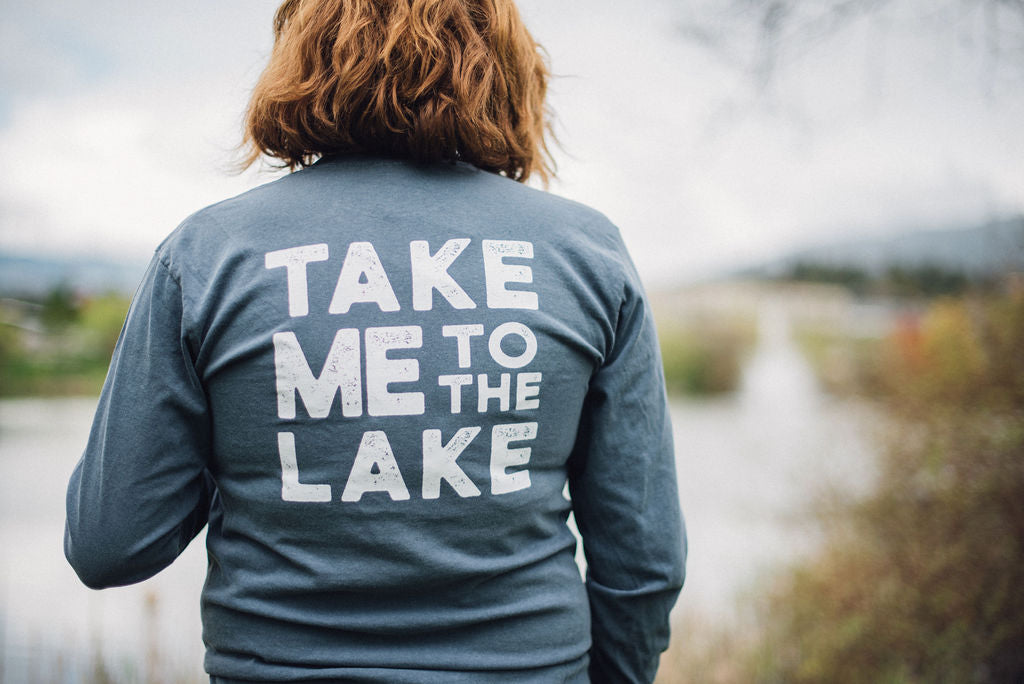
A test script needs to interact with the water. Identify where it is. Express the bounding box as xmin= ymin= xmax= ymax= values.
xmin=672 ymin=303 xmax=879 ymax=619
xmin=0 ymin=303 xmax=880 ymax=680
xmin=0 ymin=399 xmax=208 ymax=682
